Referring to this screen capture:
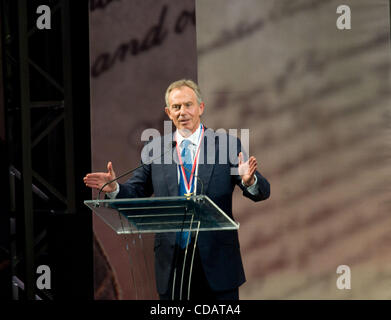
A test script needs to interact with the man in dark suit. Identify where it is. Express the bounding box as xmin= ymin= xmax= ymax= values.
xmin=84 ymin=79 xmax=270 ymax=300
